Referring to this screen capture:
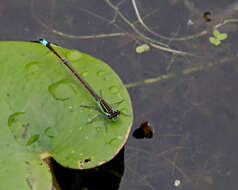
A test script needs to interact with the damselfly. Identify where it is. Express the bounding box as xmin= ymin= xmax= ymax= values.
xmin=39 ymin=39 xmax=120 ymax=120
